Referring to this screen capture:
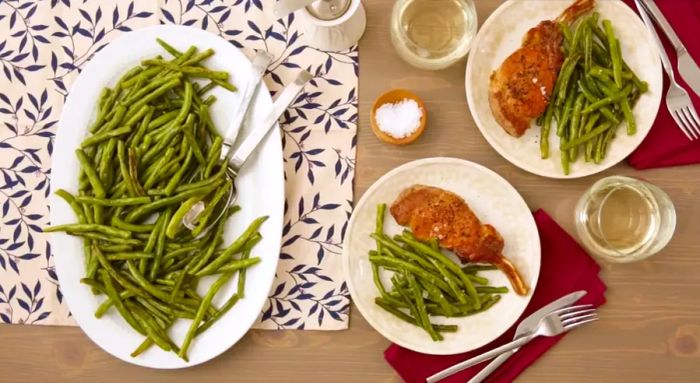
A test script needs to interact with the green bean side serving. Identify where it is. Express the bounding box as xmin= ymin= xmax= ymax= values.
xmin=44 ymin=39 xmax=267 ymax=361
xmin=538 ymin=12 xmax=648 ymax=175
xmin=370 ymin=204 xmax=508 ymax=341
